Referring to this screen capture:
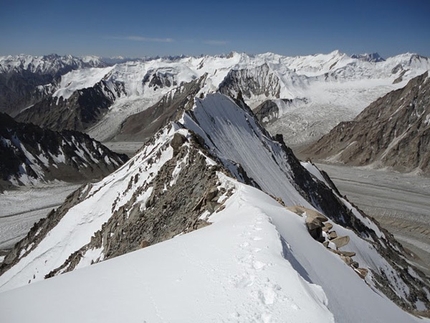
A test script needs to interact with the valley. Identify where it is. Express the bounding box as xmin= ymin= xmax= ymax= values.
xmin=315 ymin=163 xmax=430 ymax=275
xmin=0 ymin=183 xmax=80 ymax=250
